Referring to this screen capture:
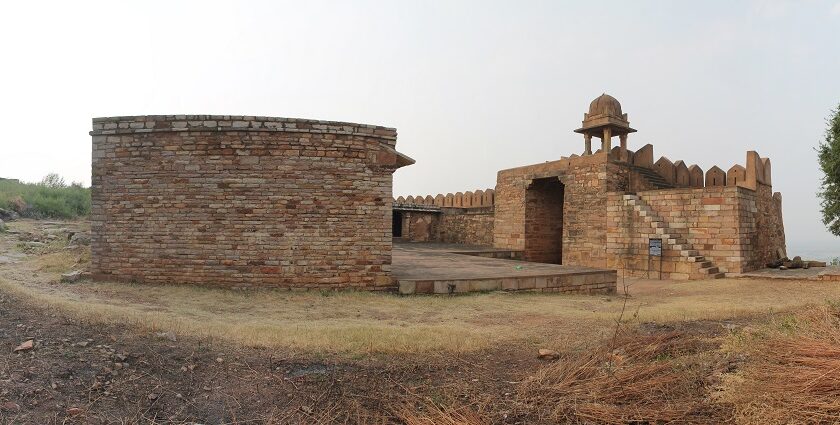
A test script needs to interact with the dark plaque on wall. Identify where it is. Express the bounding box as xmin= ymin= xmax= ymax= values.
xmin=649 ymin=238 xmax=662 ymax=257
